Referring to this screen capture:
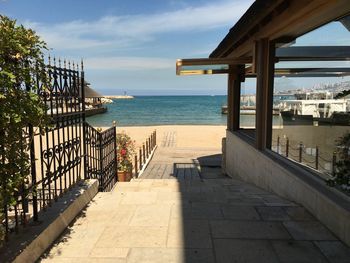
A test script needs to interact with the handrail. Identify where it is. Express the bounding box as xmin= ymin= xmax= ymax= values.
xmin=133 ymin=130 xmax=157 ymax=178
